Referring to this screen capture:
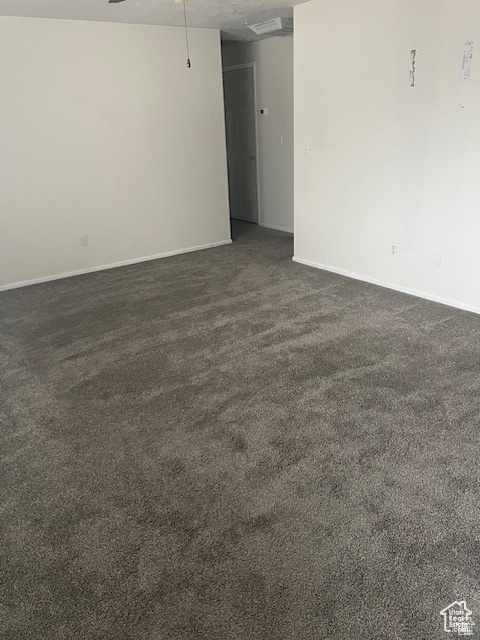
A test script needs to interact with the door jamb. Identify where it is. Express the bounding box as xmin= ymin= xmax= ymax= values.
xmin=222 ymin=62 xmax=261 ymax=225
